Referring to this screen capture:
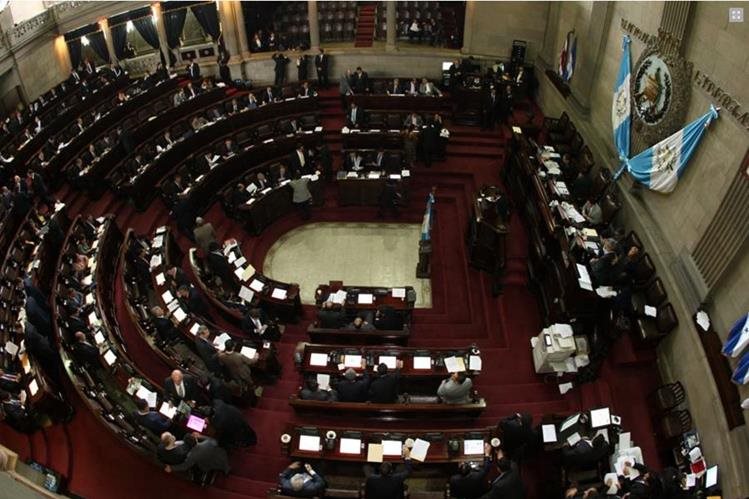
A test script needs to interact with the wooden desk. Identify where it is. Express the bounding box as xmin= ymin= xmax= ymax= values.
xmin=306 ymin=326 xmax=409 ymax=346
xmin=315 ymin=282 xmax=416 ymax=311
xmin=288 ymin=396 xmax=486 ymax=420
xmin=341 ymin=129 xmax=404 ymax=150
xmin=283 ymin=423 xmax=495 ymax=464
xmin=349 ymin=94 xmax=450 ymax=113
xmin=336 ymin=171 xmax=410 ymax=206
